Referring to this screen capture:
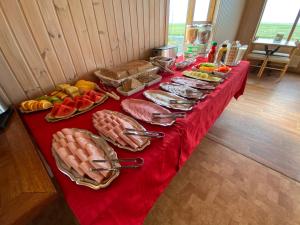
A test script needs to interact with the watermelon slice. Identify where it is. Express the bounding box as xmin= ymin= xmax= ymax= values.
xmin=75 ymin=97 xmax=94 ymax=111
xmin=55 ymin=104 xmax=77 ymax=118
xmin=62 ymin=97 xmax=76 ymax=108
xmin=48 ymin=103 xmax=61 ymax=119
xmin=86 ymin=90 xmax=104 ymax=103
xmin=91 ymin=94 xmax=104 ymax=103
